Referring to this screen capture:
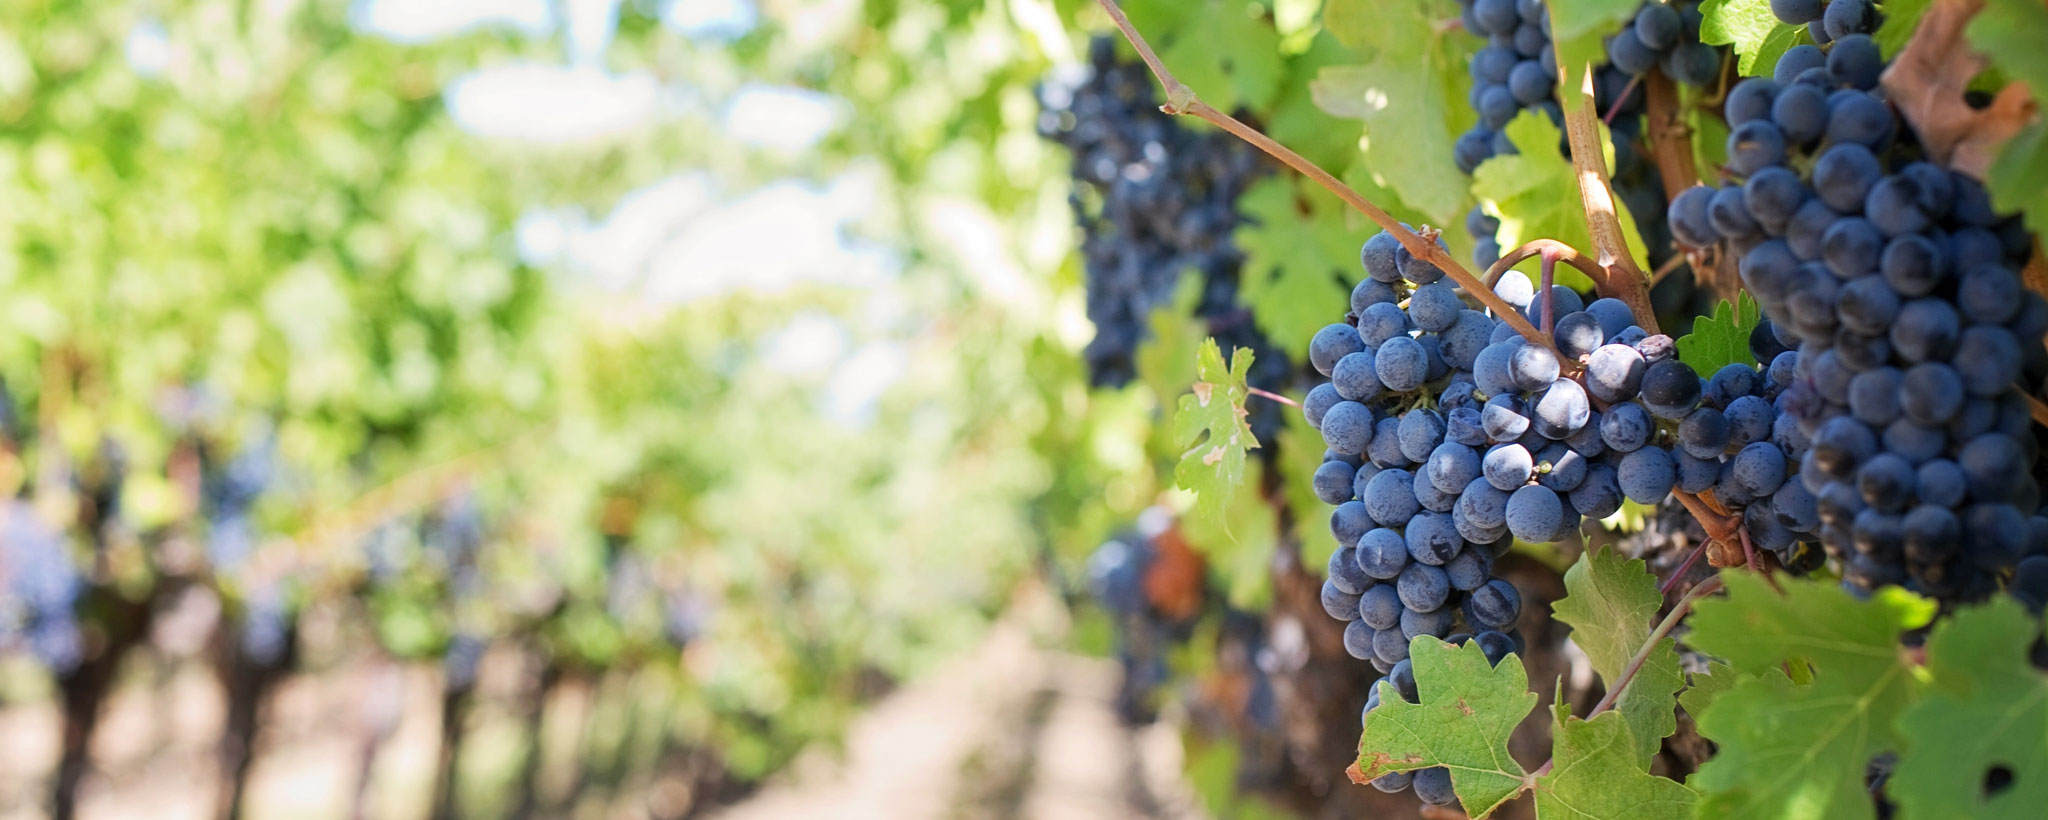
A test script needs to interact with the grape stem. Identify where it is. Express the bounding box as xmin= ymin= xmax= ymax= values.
xmin=1089 ymin=0 xmax=1562 ymax=358
xmin=1559 ymin=65 xmax=1660 ymax=335
xmin=1527 ymin=573 xmax=1725 ymax=782
xmin=1540 ymin=253 xmax=1557 ymax=335
xmin=1601 ymin=73 xmax=1642 ymax=126
xmin=1657 ymin=540 xmax=1710 ymax=599
xmin=1246 ymin=386 xmax=1301 ymax=408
